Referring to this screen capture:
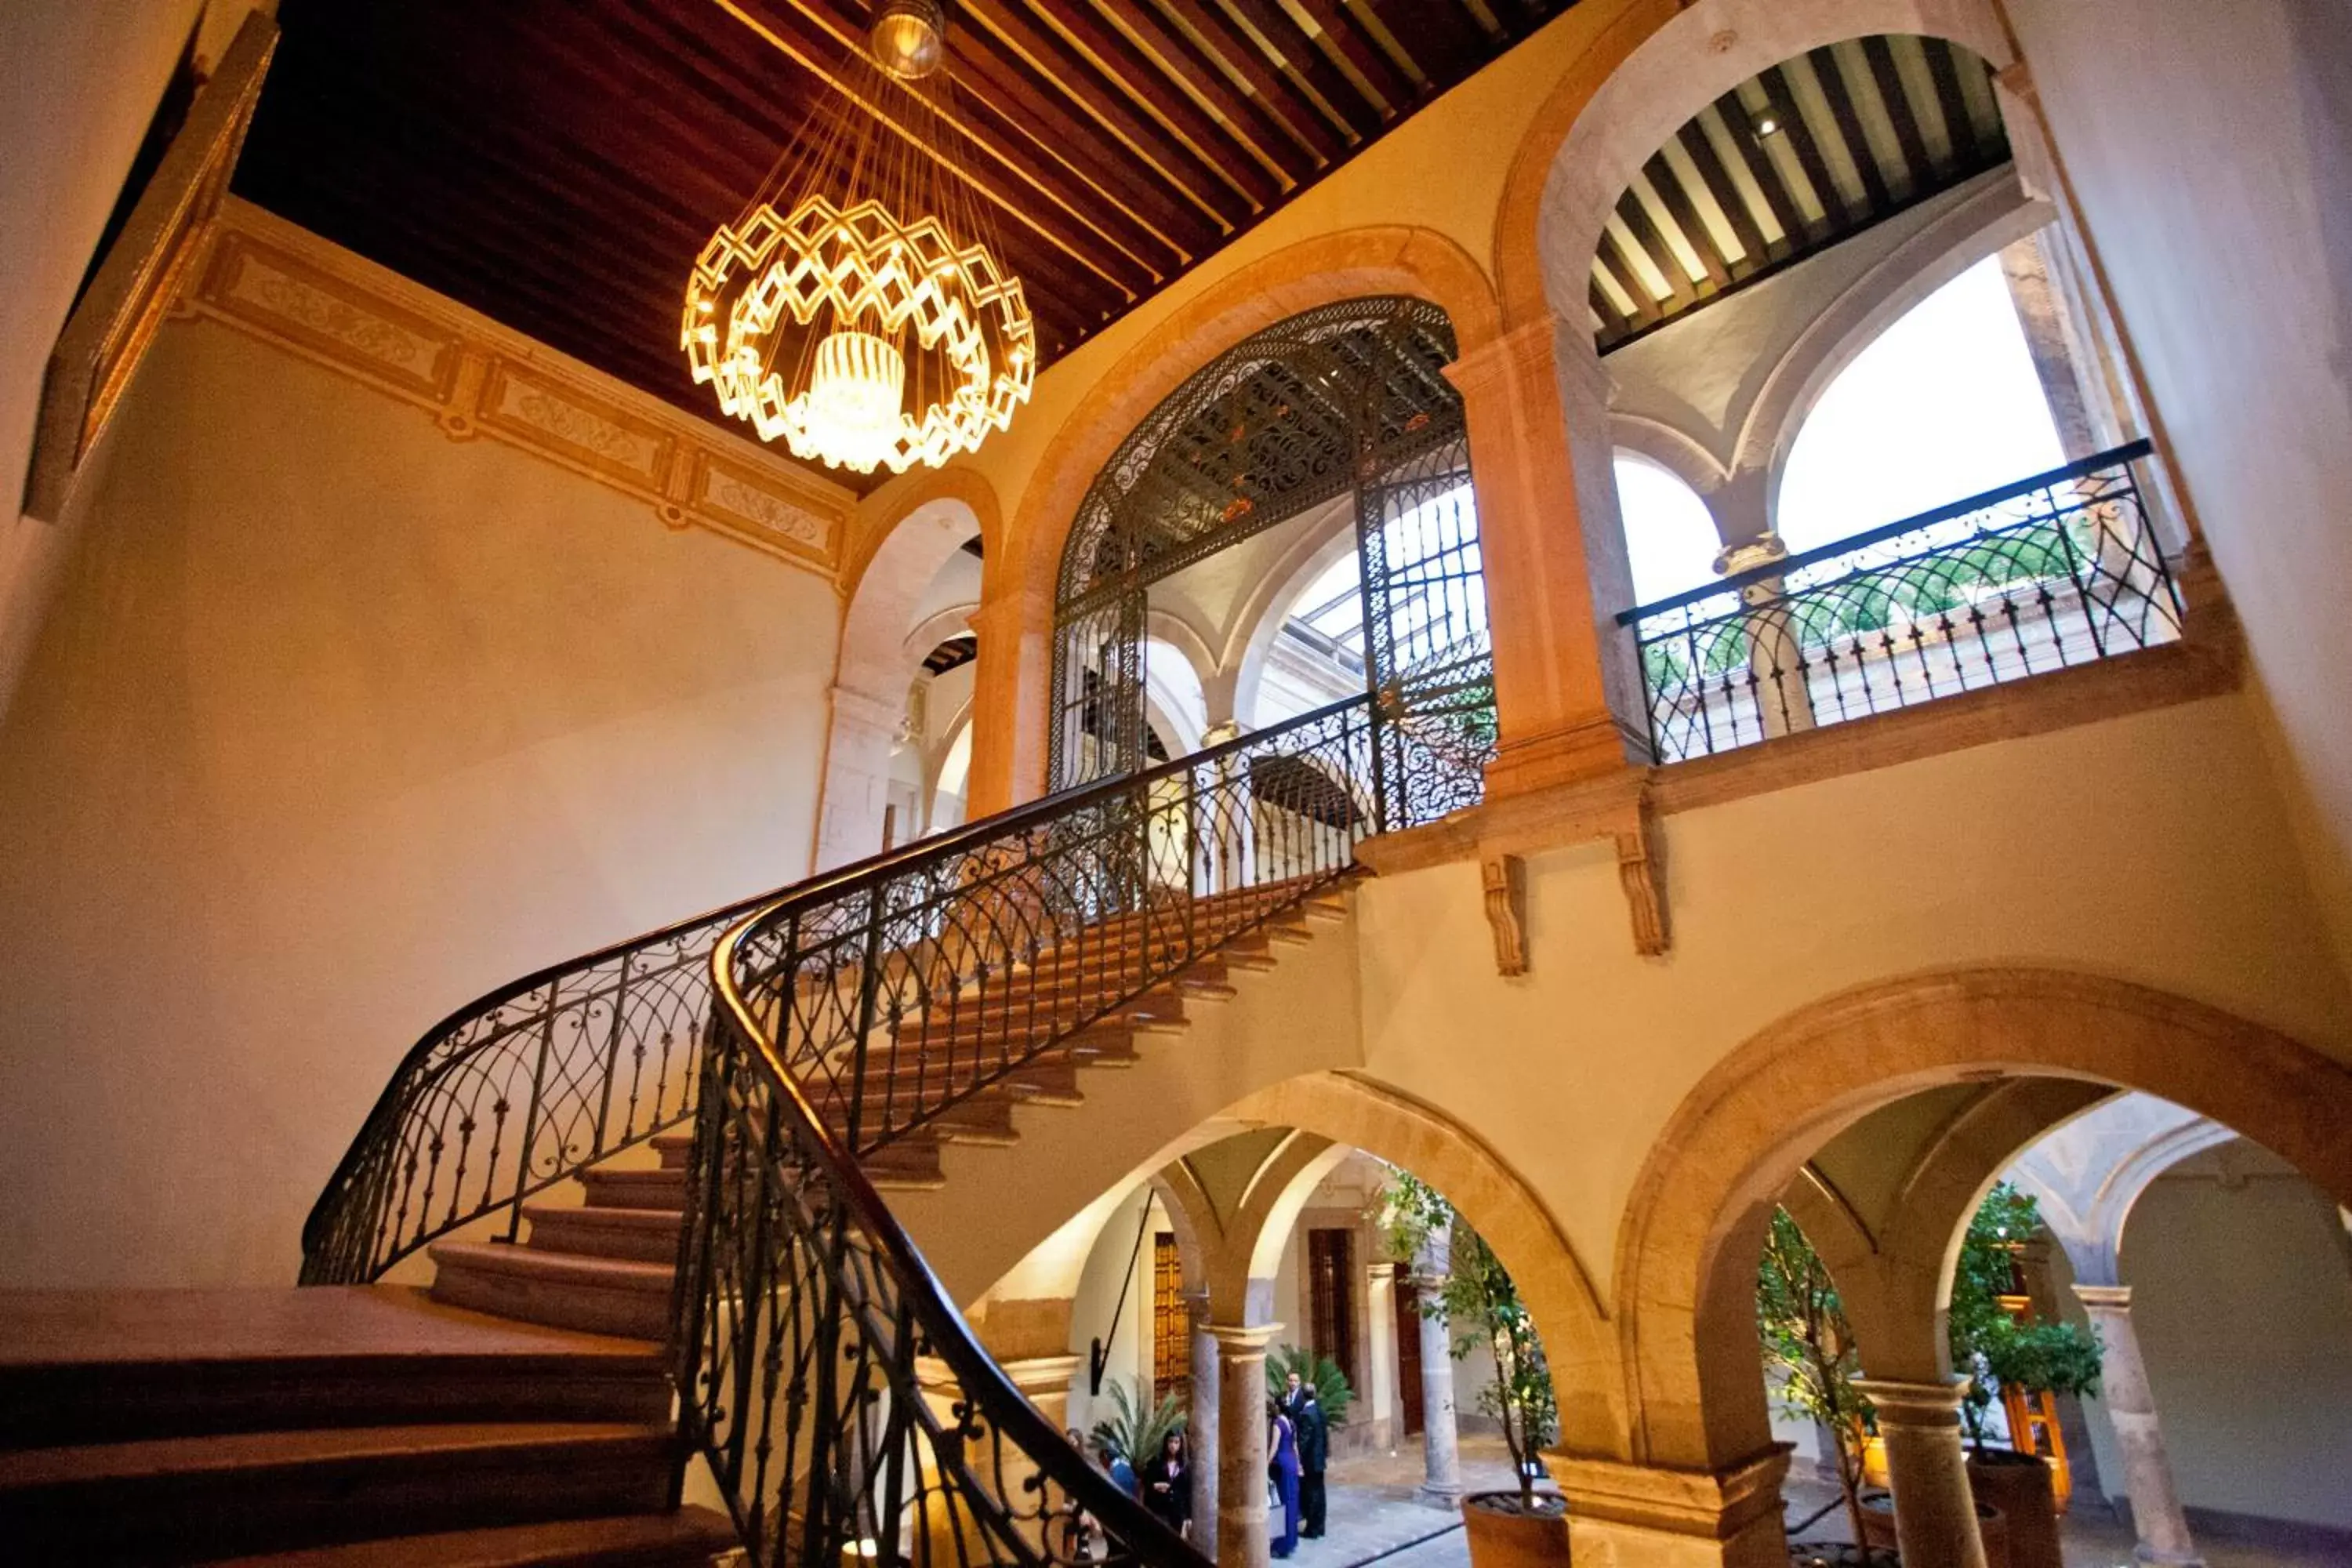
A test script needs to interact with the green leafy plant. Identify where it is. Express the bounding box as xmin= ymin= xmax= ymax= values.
xmin=1088 ymin=1377 xmax=1185 ymax=1468
xmin=1374 ymin=1172 xmax=1555 ymax=1503
xmin=1265 ymin=1344 xmax=1355 ymax=1427
xmin=1947 ymin=1184 xmax=2103 ymax=1449
xmin=1757 ymin=1207 xmax=1875 ymax=1555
